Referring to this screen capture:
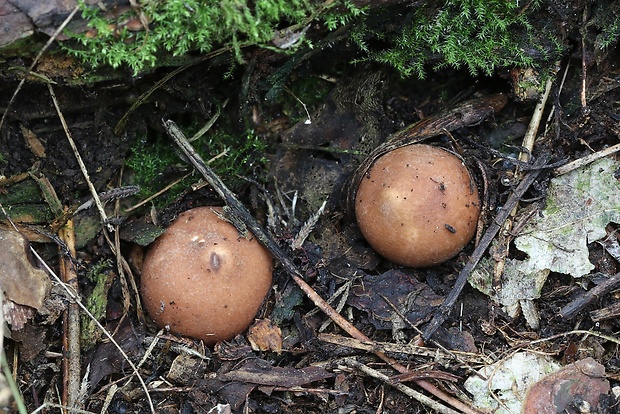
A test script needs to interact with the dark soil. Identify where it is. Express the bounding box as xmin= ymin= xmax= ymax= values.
xmin=2 ymin=1 xmax=620 ymax=413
